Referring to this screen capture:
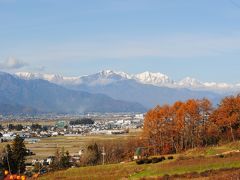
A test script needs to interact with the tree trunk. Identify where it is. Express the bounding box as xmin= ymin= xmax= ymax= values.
xmin=229 ymin=125 xmax=235 ymax=142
